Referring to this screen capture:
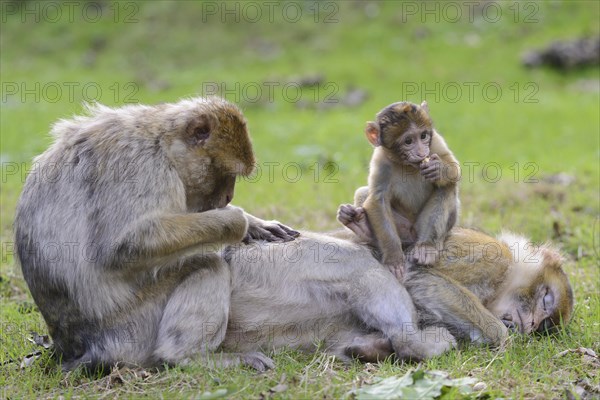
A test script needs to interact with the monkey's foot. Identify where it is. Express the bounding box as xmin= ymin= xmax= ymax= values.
xmin=239 ymin=351 xmax=275 ymax=372
xmin=384 ymin=261 xmax=406 ymax=281
xmin=410 ymin=244 xmax=439 ymax=266
xmin=393 ymin=327 xmax=456 ymax=362
xmin=337 ymin=204 xmax=372 ymax=242
xmin=194 ymin=352 xmax=275 ymax=371
xmin=345 ymin=335 xmax=393 ymax=363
